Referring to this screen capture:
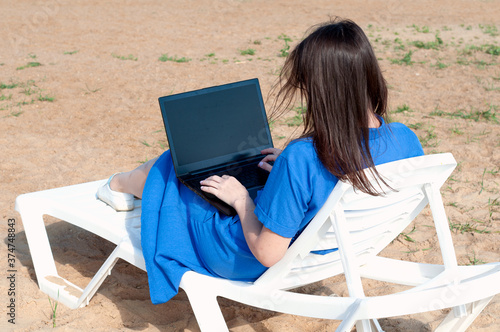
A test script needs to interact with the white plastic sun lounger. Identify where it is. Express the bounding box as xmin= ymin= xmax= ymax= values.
xmin=15 ymin=153 xmax=500 ymax=331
